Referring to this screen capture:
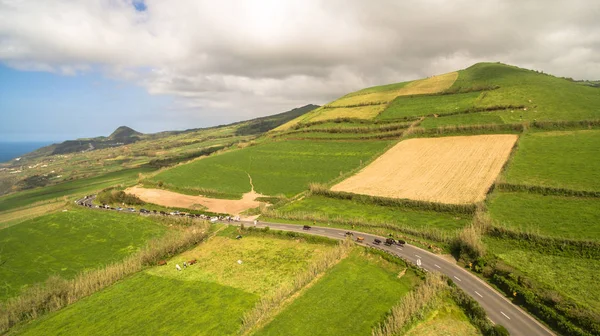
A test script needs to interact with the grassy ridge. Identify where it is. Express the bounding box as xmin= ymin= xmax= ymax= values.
xmin=404 ymin=294 xmax=479 ymax=336
xmin=16 ymin=273 xmax=257 ymax=336
xmin=150 ymin=140 xmax=391 ymax=198
xmin=503 ymin=130 xmax=600 ymax=191
xmin=0 ymin=167 xmax=154 ymax=213
xmin=487 ymin=192 xmax=600 ymax=240
xmin=0 ymin=208 xmax=166 ymax=300
xmin=255 ymin=250 xmax=417 ymax=336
